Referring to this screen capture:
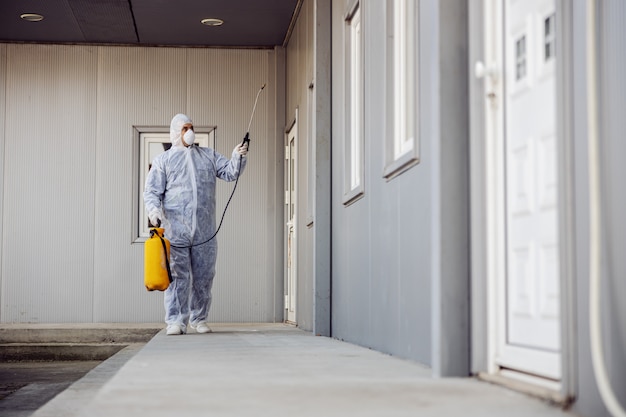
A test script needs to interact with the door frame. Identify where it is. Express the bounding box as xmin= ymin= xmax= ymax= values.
xmin=469 ymin=0 xmax=576 ymax=402
xmin=499 ymin=0 xmax=561 ymax=385
xmin=284 ymin=112 xmax=298 ymax=324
